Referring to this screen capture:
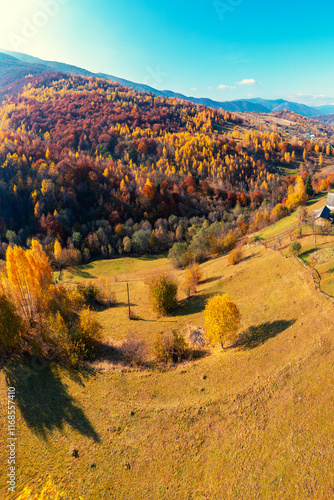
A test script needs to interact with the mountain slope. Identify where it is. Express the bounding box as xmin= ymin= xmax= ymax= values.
xmin=272 ymin=101 xmax=319 ymax=117
xmin=1 ymin=49 xmax=331 ymax=117
xmin=315 ymin=105 xmax=334 ymax=114
xmin=0 ymin=50 xmax=268 ymax=111
xmin=0 ymin=52 xmax=49 ymax=91
xmin=248 ymin=98 xmax=320 ymax=116
xmin=313 ymin=113 xmax=334 ymax=125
